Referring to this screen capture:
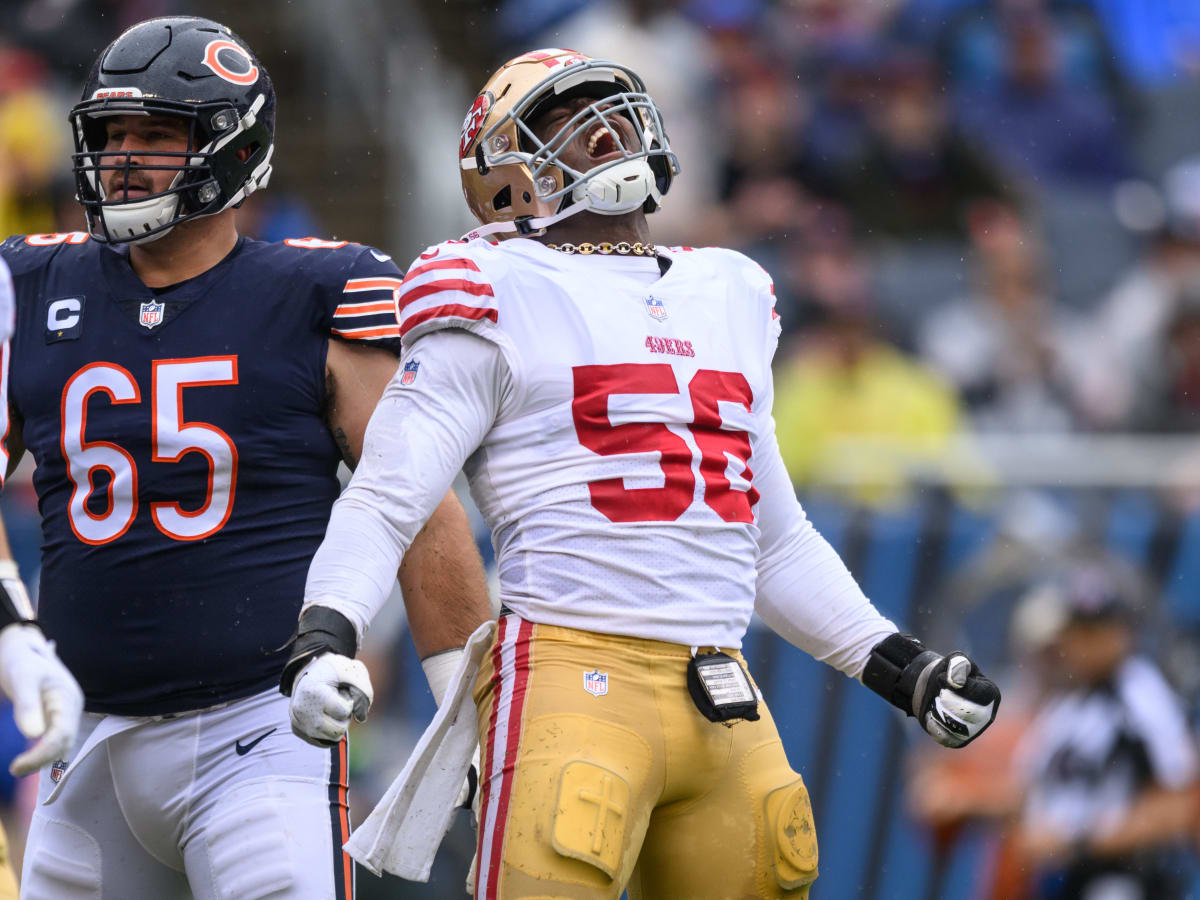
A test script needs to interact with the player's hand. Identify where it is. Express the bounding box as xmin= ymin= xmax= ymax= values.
xmin=0 ymin=623 xmax=84 ymax=776
xmin=288 ymin=652 xmax=373 ymax=748
xmin=864 ymin=633 xmax=1000 ymax=749
xmin=915 ymin=652 xmax=999 ymax=749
